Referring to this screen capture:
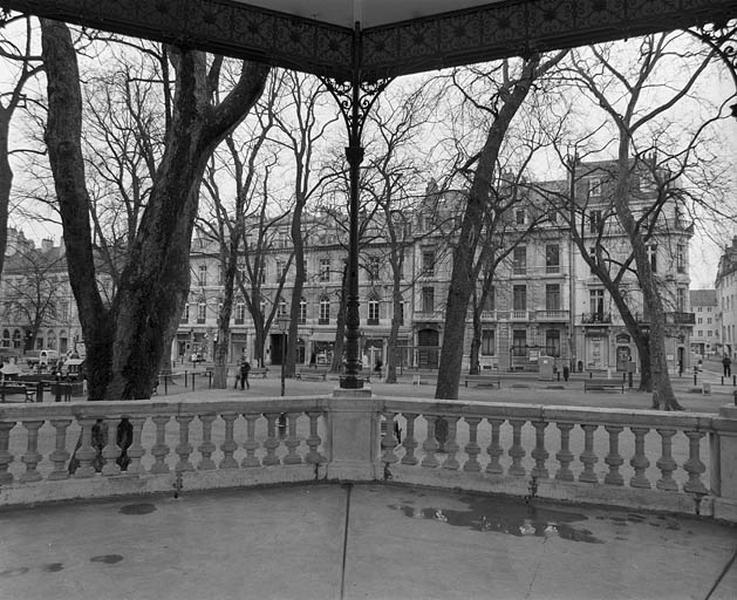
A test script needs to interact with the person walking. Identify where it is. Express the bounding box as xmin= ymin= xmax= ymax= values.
xmin=240 ymin=359 xmax=251 ymax=390
xmin=723 ymin=354 xmax=732 ymax=378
